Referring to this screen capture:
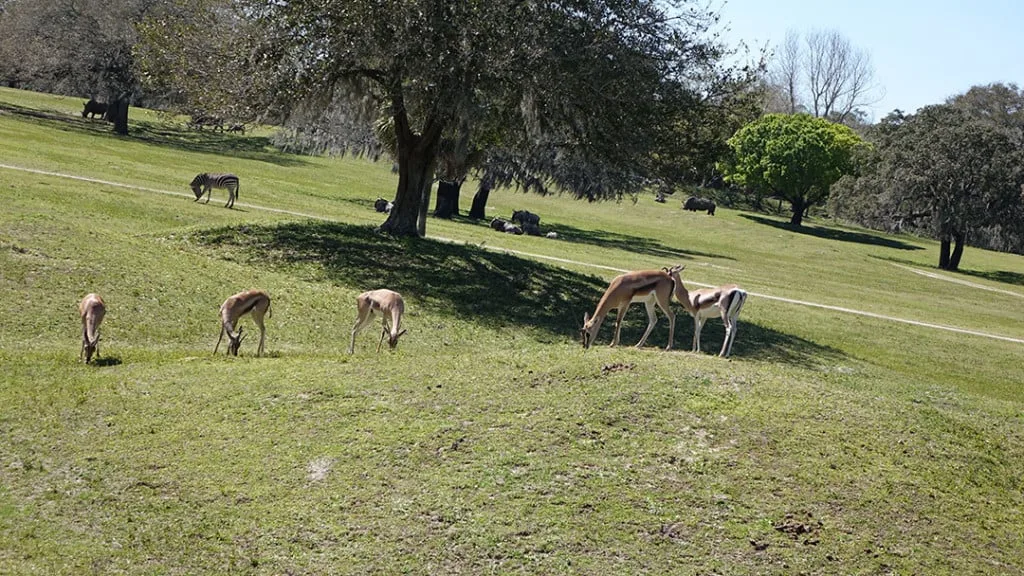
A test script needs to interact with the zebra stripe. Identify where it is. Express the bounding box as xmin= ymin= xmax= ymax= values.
xmin=190 ymin=173 xmax=240 ymax=208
